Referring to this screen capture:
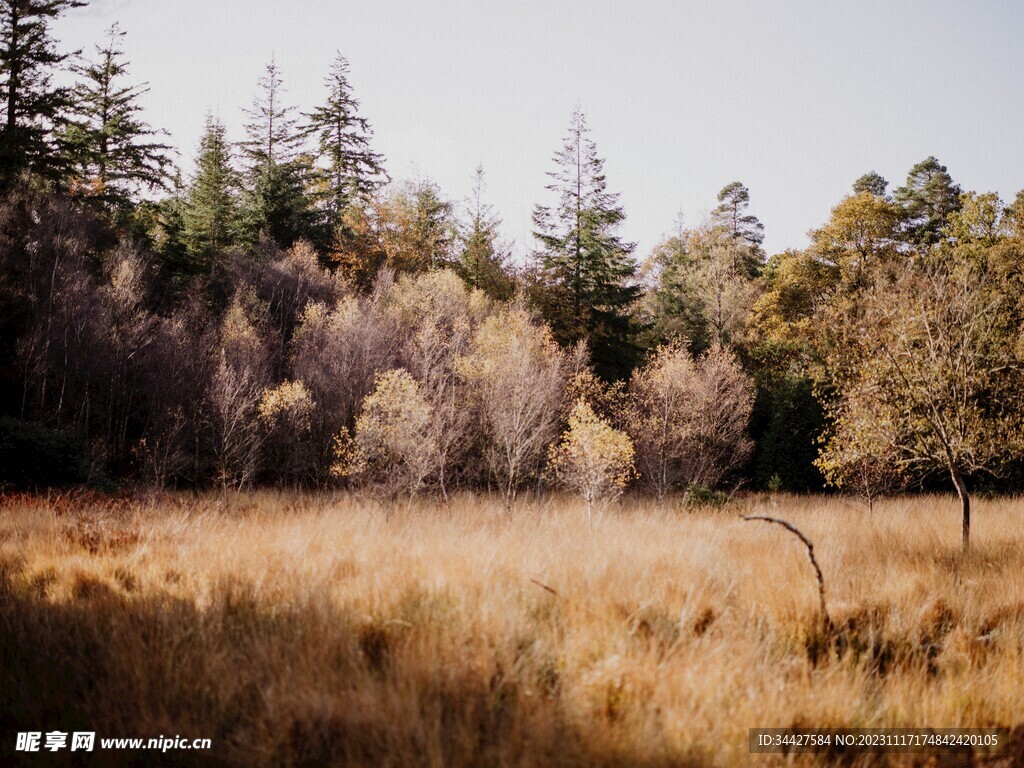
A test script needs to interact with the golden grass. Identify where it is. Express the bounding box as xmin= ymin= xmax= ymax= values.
xmin=2 ymin=490 xmax=1023 ymax=767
